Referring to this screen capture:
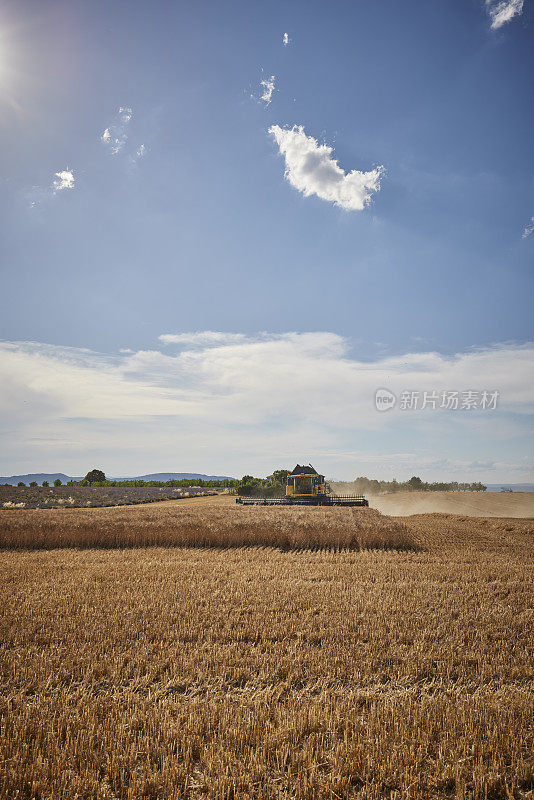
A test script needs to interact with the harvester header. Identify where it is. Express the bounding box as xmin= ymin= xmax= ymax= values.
xmin=236 ymin=464 xmax=369 ymax=507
